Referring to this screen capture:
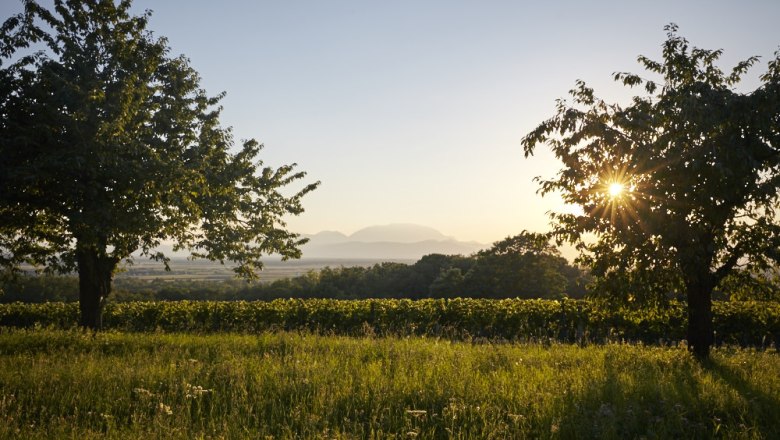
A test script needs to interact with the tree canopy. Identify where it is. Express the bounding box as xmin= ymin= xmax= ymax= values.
xmin=0 ymin=0 xmax=318 ymax=327
xmin=462 ymin=231 xmax=578 ymax=299
xmin=522 ymin=24 xmax=780 ymax=358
